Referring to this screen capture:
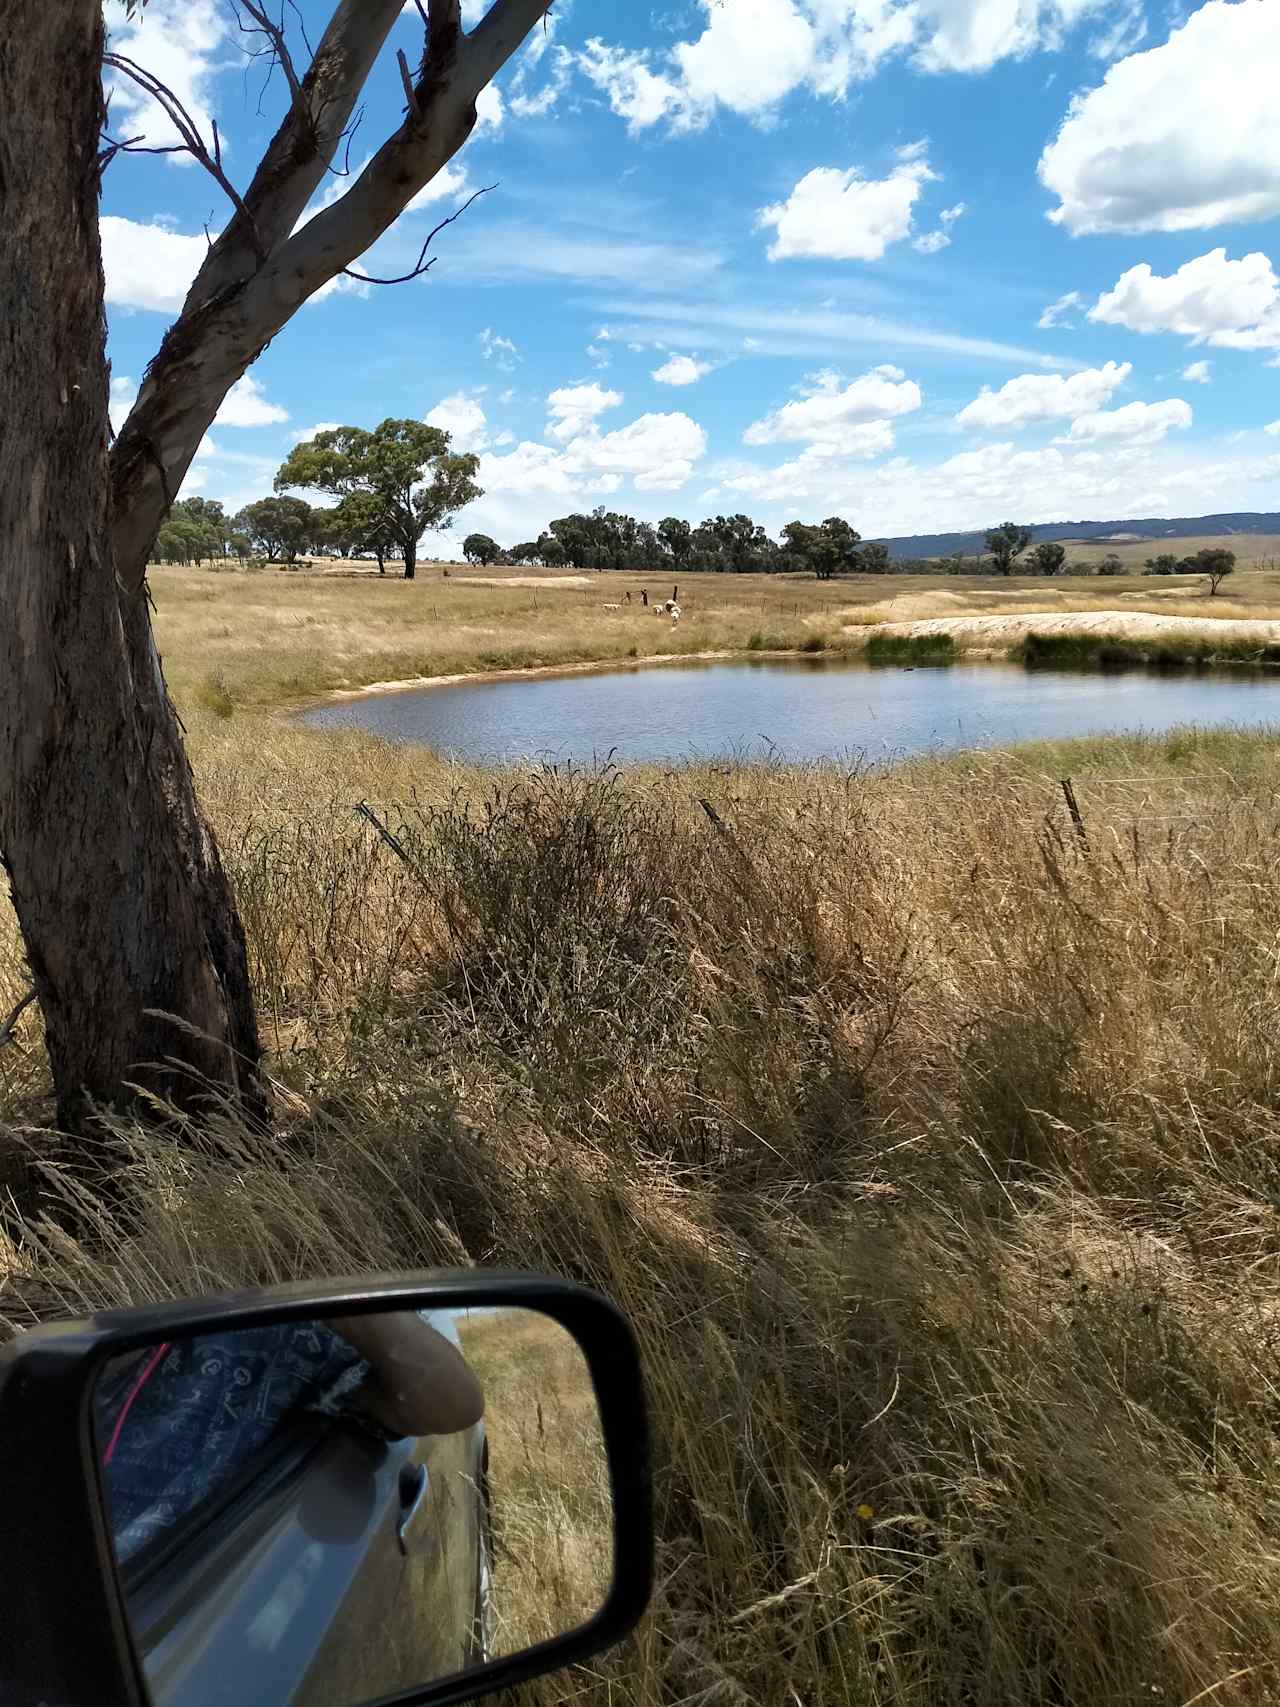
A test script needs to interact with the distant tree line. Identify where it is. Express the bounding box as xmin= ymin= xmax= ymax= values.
xmin=152 ymin=486 xmax=1240 ymax=596
xmin=152 ymin=493 xmax=388 ymax=568
xmin=462 ymin=508 xmax=893 ymax=576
